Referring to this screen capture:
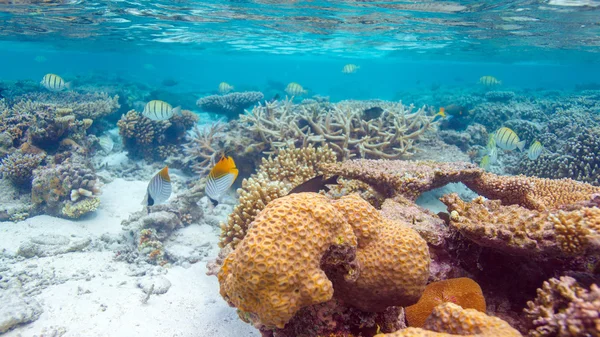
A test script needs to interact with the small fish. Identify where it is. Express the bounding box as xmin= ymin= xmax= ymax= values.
xmin=288 ymin=175 xmax=339 ymax=195
xmin=34 ymin=55 xmax=47 ymax=63
xmin=479 ymin=75 xmax=502 ymax=86
xmin=142 ymin=100 xmax=182 ymax=121
xmin=435 ymin=107 xmax=446 ymax=118
xmin=528 ymin=141 xmax=544 ymax=160
xmin=161 ymin=78 xmax=179 ymax=87
xmin=363 ymin=106 xmax=383 ymax=121
xmin=205 ymin=154 xmax=239 ymax=206
xmin=486 ymin=134 xmax=498 ymax=164
xmin=219 ymin=82 xmax=234 ymax=94
xmin=41 ymin=73 xmax=71 ymax=92
xmin=285 ymin=82 xmax=308 ymax=96
xmin=494 ymin=127 xmax=526 ymax=151
xmin=342 ymin=64 xmax=359 ymax=74
xmin=98 ymin=135 xmax=114 ymax=154
xmin=143 ymin=166 xmax=172 ymax=206
xmin=480 ymin=155 xmax=491 ymax=171
xmin=443 ymin=104 xmax=466 ymax=116
xmin=267 ymin=93 xmax=280 ymax=104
